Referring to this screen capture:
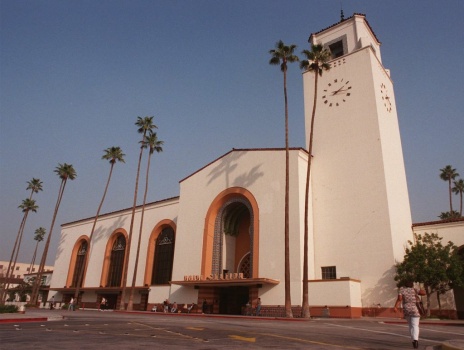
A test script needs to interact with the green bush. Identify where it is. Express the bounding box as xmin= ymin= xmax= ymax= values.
xmin=0 ymin=305 xmax=19 ymax=313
